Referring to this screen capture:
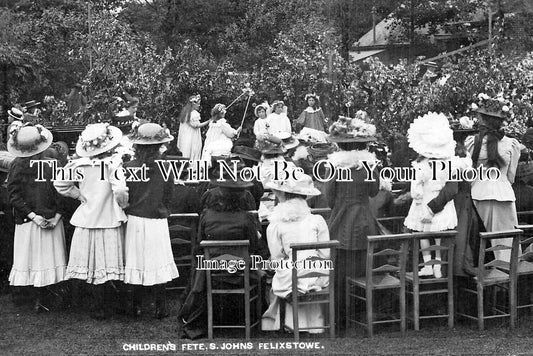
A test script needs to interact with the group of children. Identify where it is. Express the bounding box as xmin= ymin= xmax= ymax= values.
xmin=7 ymin=121 xmax=179 ymax=319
